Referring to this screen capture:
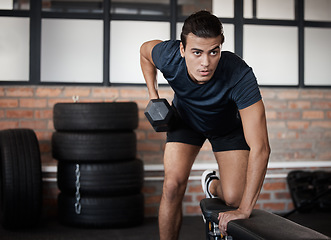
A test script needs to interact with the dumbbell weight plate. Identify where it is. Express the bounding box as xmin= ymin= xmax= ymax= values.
xmin=144 ymin=98 xmax=174 ymax=132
